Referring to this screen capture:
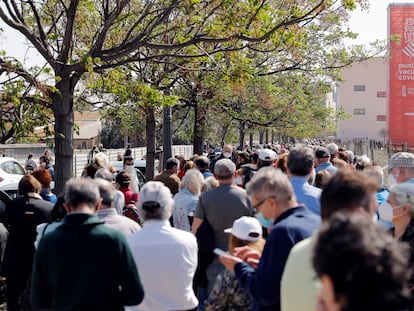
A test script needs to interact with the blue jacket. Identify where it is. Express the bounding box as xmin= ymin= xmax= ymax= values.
xmin=290 ymin=176 xmax=321 ymax=215
xmin=234 ymin=206 xmax=320 ymax=311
